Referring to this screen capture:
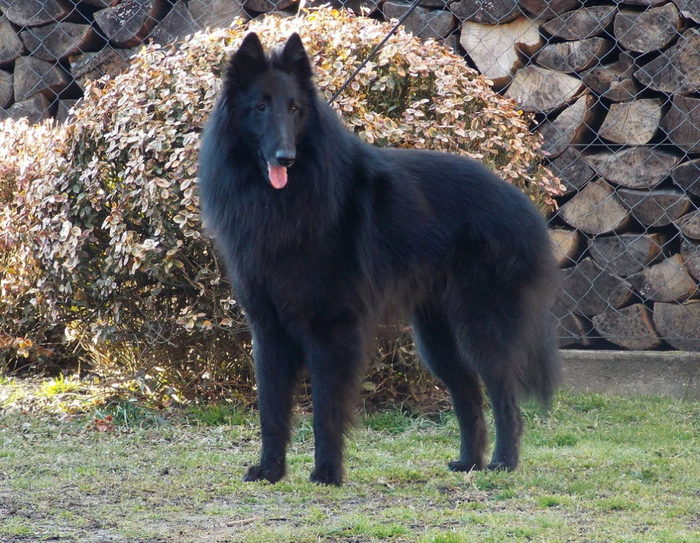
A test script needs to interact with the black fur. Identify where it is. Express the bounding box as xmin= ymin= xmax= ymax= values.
xmin=198 ymin=32 xmax=561 ymax=485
